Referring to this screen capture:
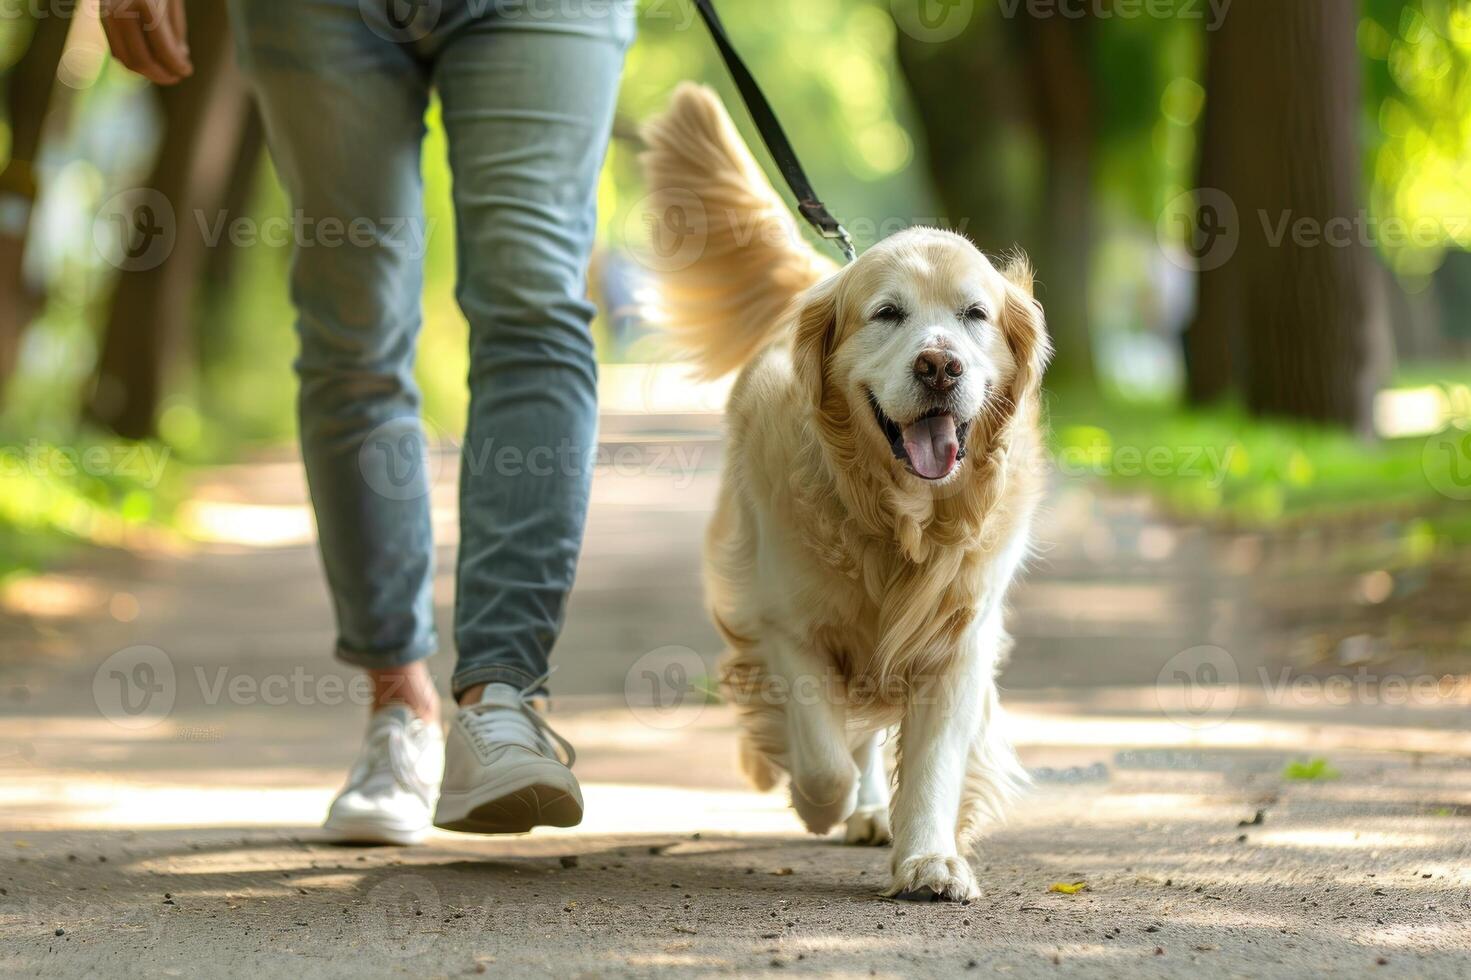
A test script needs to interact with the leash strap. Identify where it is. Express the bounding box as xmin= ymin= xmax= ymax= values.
xmin=691 ymin=0 xmax=856 ymax=264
